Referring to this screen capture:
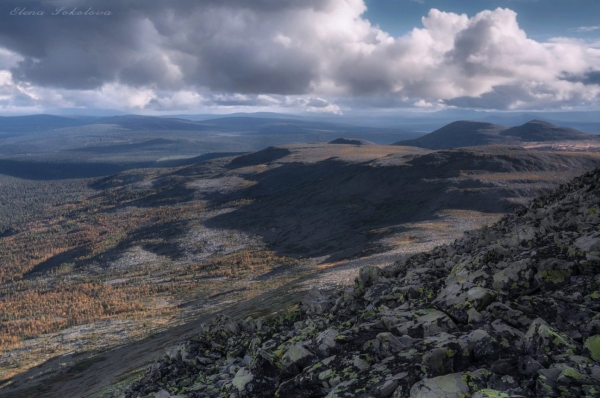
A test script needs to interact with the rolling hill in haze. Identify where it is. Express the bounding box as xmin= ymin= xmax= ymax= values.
xmin=0 ymin=114 xmax=418 ymax=140
xmin=392 ymin=121 xmax=509 ymax=149
xmin=500 ymin=120 xmax=594 ymax=141
xmin=395 ymin=119 xmax=599 ymax=149
xmin=0 ymin=114 xmax=421 ymax=168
